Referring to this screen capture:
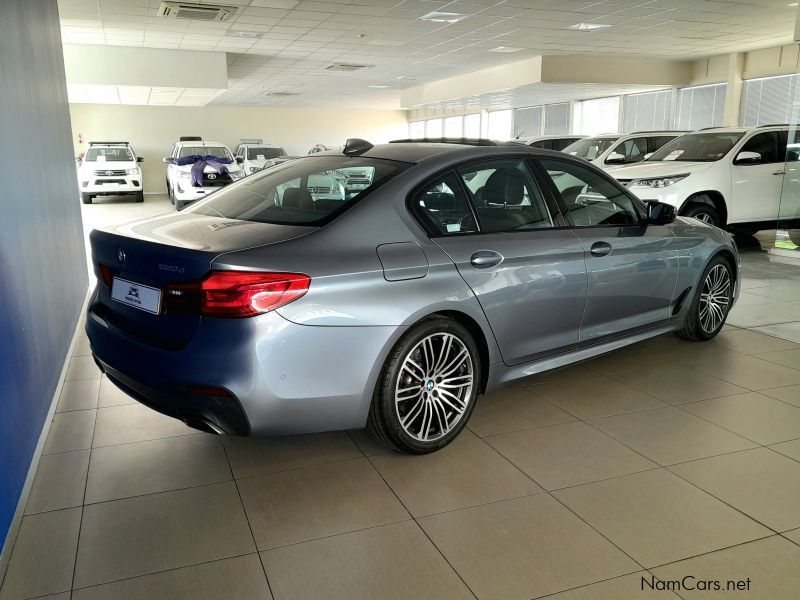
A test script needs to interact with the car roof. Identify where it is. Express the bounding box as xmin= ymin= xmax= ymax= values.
xmin=177 ymin=140 xmax=228 ymax=146
xmin=307 ymin=142 xmax=571 ymax=164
